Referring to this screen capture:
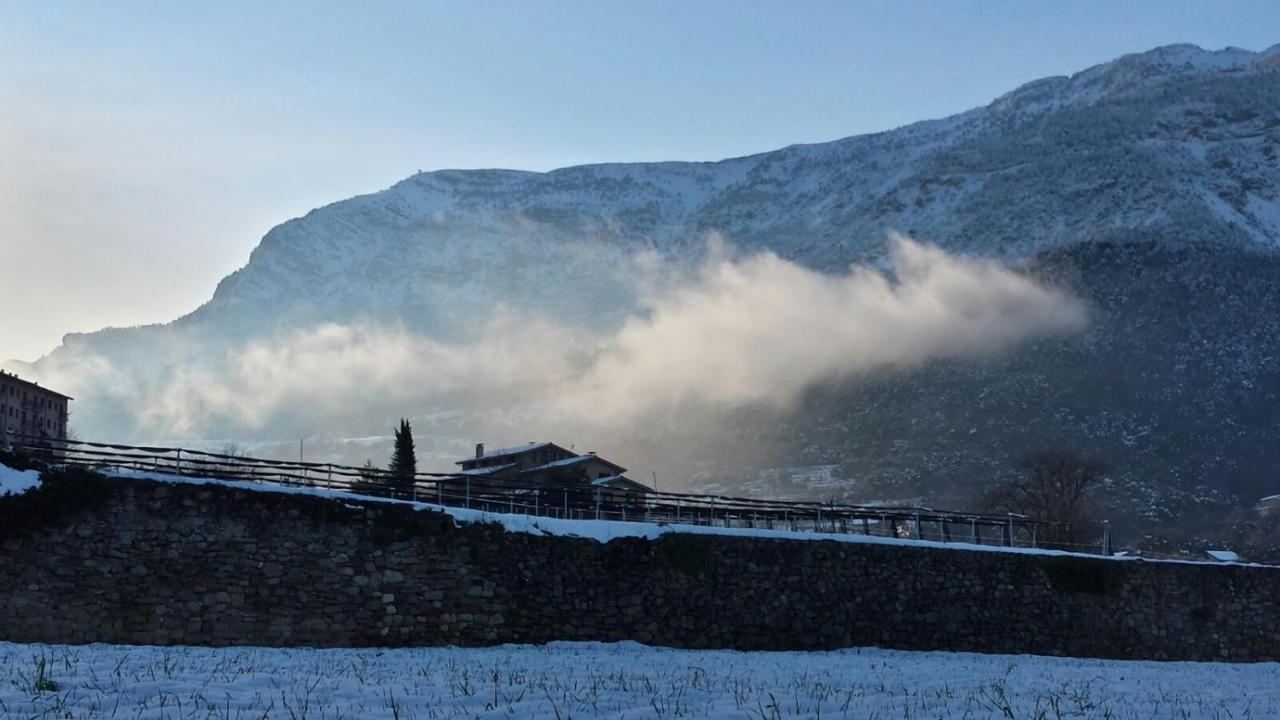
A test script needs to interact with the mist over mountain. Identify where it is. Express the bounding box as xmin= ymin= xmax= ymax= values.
xmin=11 ymin=43 xmax=1280 ymax=544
